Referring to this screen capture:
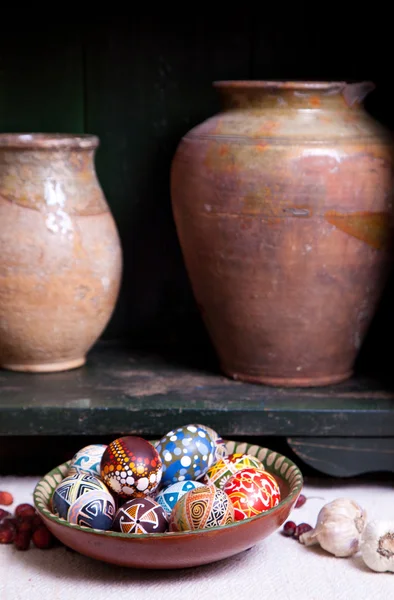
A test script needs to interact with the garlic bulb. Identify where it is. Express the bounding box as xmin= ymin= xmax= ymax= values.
xmin=360 ymin=520 xmax=394 ymax=572
xmin=299 ymin=497 xmax=367 ymax=557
